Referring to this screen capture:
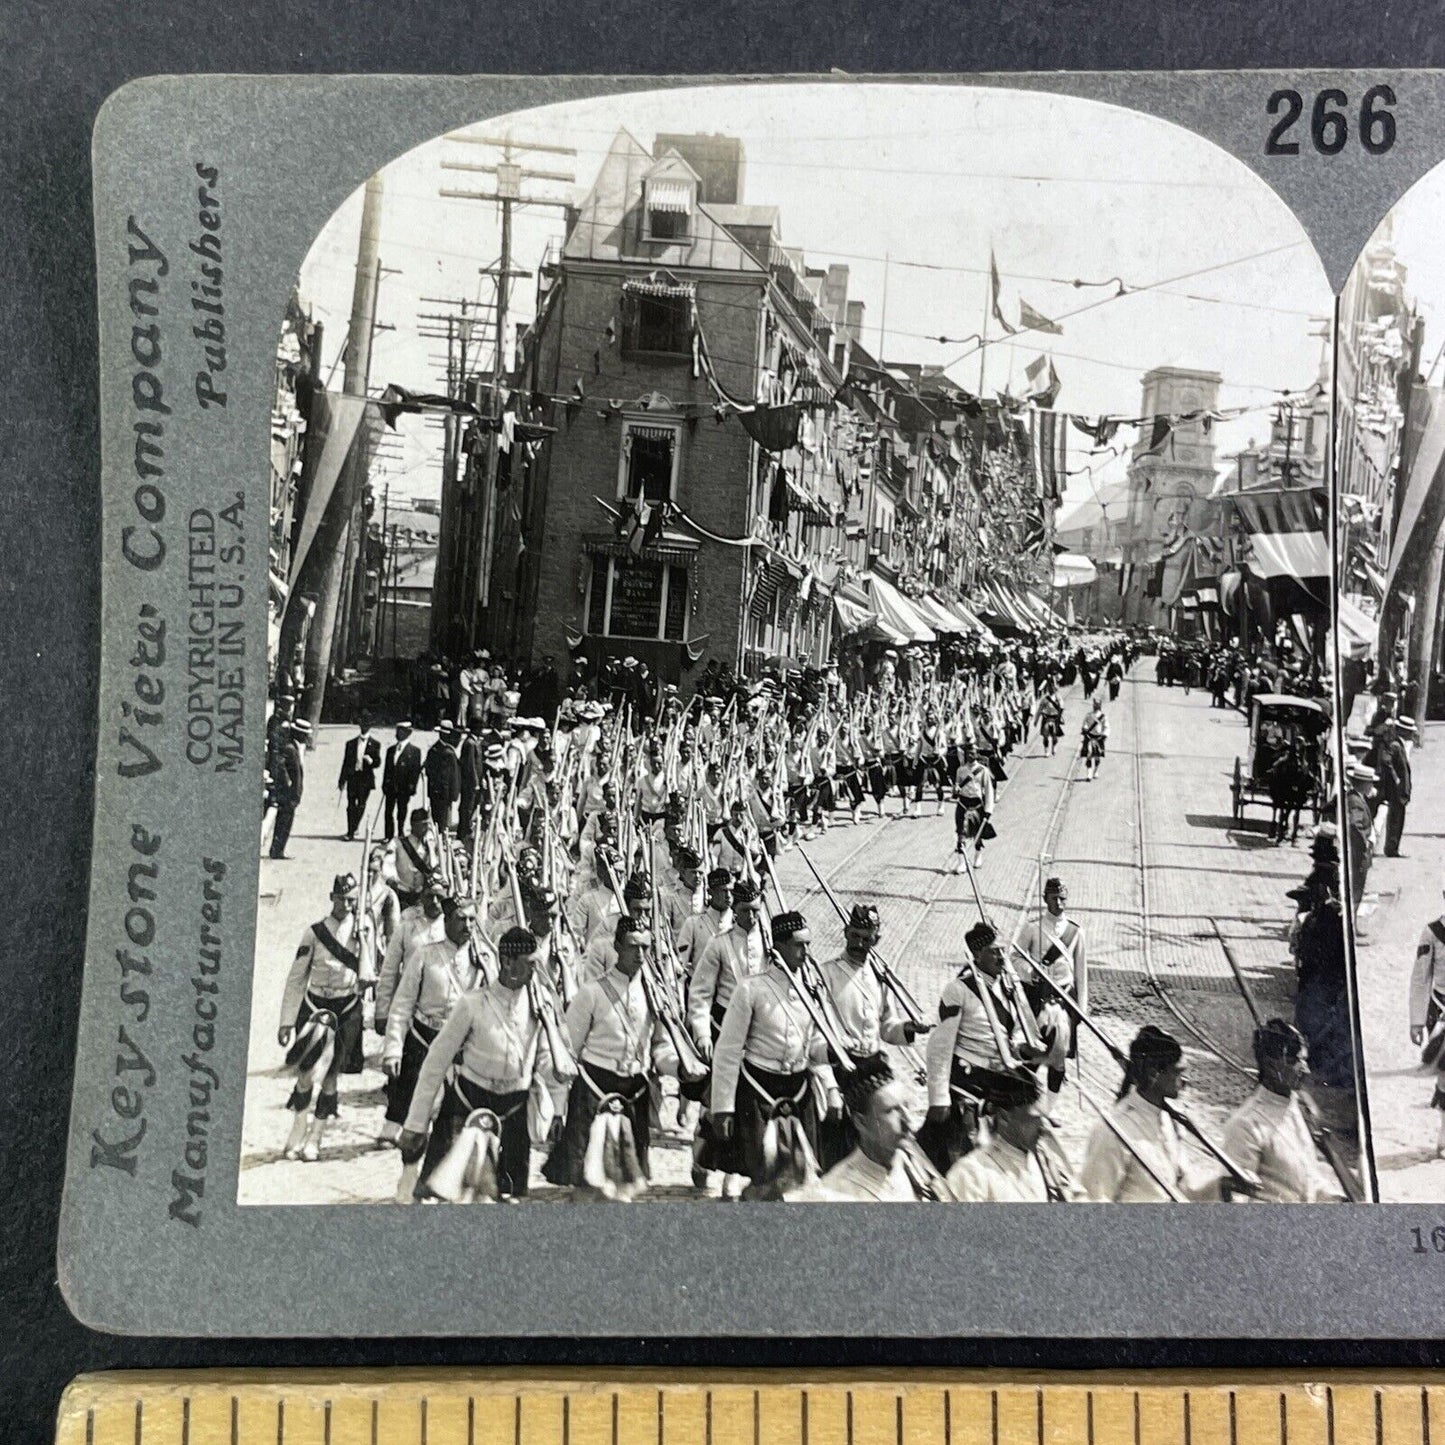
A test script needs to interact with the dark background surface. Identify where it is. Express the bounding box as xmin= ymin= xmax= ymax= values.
xmin=7 ymin=3 xmax=1445 ymax=1442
